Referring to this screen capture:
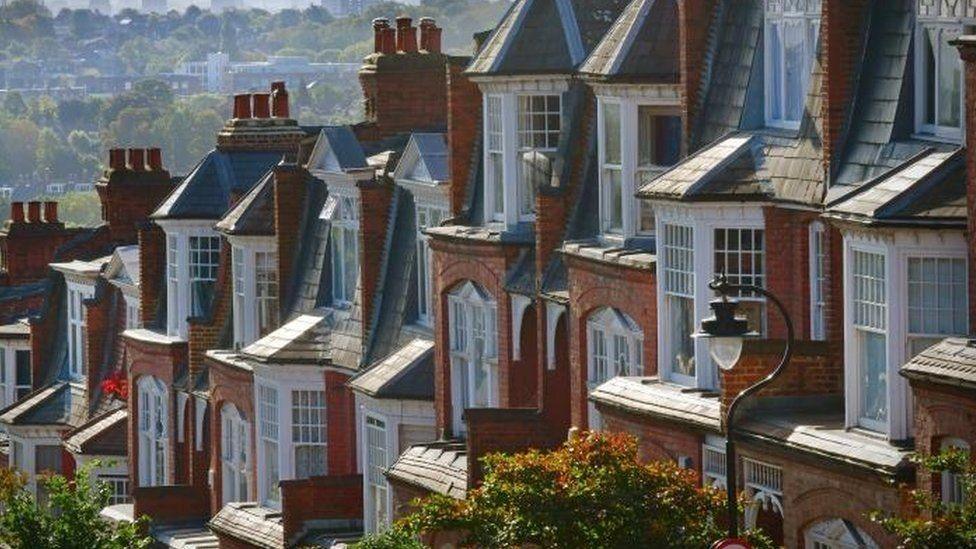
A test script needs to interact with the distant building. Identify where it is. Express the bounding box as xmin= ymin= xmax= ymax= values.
xmin=176 ymin=53 xmax=358 ymax=94
xmin=141 ymin=0 xmax=166 ymax=13
xmin=89 ymin=0 xmax=111 ymax=13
